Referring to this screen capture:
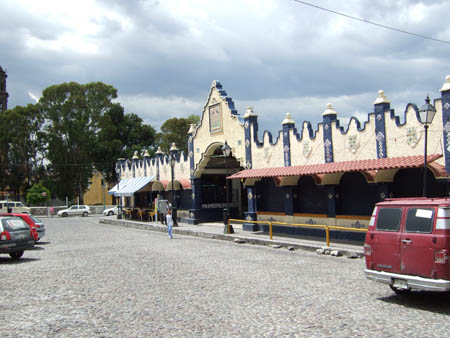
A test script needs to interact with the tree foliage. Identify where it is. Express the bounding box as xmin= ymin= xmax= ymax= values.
xmin=26 ymin=183 xmax=51 ymax=206
xmin=157 ymin=115 xmax=200 ymax=154
xmin=0 ymin=104 xmax=45 ymax=199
